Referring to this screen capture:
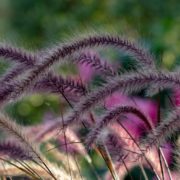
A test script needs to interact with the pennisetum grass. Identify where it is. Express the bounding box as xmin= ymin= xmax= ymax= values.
xmin=74 ymin=51 xmax=117 ymax=77
xmin=0 ymin=34 xmax=156 ymax=107
xmin=63 ymin=71 xmax=180 ymax=128
xmin=0 ymin=141 xmax=33 ymax=160
xmin=0 ymin=33 xmax=179 ymax=179
xmin=0 ymin=113 xmax=57 ymax=179
xmin=85 ymin=105 xmax=152 ymax=149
